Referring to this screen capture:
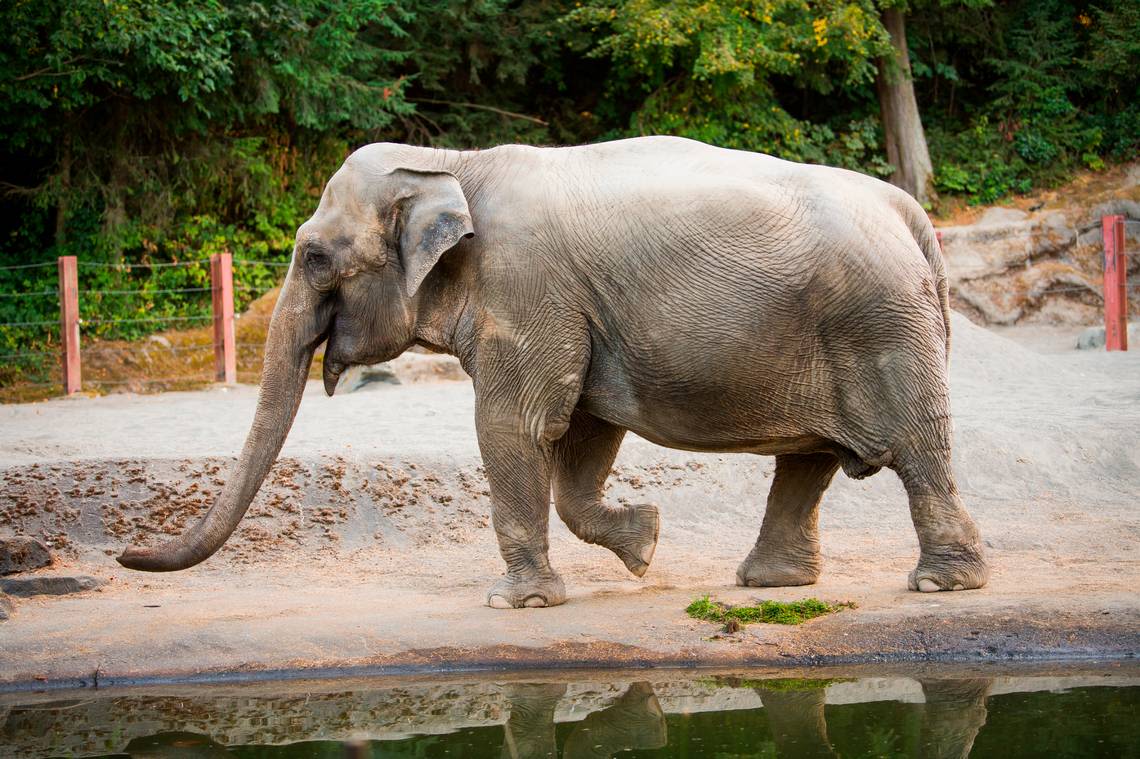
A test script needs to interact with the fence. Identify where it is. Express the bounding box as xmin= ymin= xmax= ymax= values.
xmin=0 ymin=256 xmax=288 ymax=398
xmin=0 ymin=218 xmax=1135 ymax=399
